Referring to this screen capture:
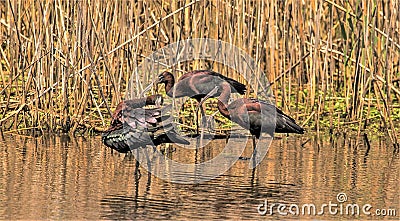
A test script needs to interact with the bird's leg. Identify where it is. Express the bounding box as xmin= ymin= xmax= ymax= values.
xmin=144 ymin=148 xmax=151 ymax=173
xmin=195 ymin=102 xmax=207 ymax=134
xmin=195 ymin=86 xmax=219 ymax=134
xmin=252 ymin=135 xmax=257 ymax=150
xmin=196 ymin=106 xmax=200 ymax=135
xmin=225 ymin=133 xmax=230 ymax=144
xmin=251 ymin=135 xmax=257 ymax=168
xmin=240 ymin=135 xmax=258 ymax=161
xmin=134 ymin=161 xmax=141 ymax=182
xmin=136 ymin=148 xmax=140 ymax=165
xmin=126 ymin=150 xmax=133 ymax=160
xmin=200 ymin=103 xmax=207 ymax=131
xmin=199 ymin=109 xmax=206 ymax=148
xmin=206 ymin=111 xmax=217 ymax=133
